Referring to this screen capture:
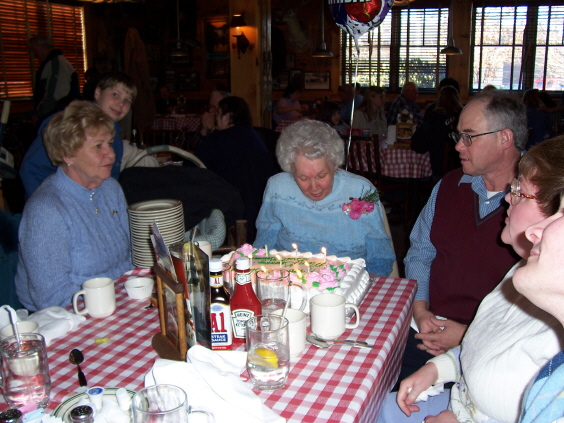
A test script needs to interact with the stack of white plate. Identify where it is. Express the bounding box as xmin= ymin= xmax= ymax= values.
xmin=128 ymin=199 xmax=185 ymax=268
